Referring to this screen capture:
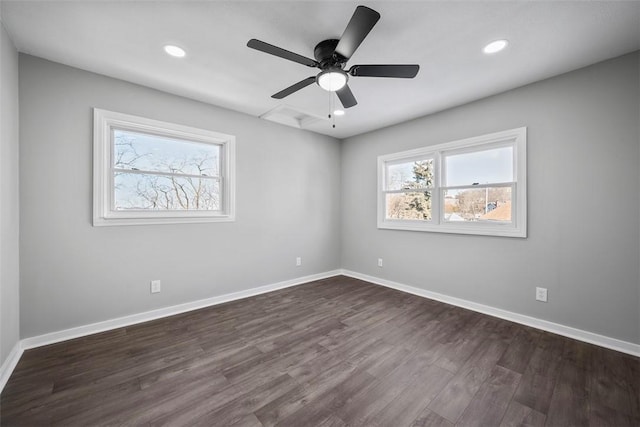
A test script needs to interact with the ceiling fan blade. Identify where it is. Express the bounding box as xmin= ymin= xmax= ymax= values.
xmin=335 ymin=6 xmax=380 ymax=60
xmin=271 ymin=77 xmax=317 ymax=99
xmin=349 ymin=64 xmax=420 ymax=78
xmin=336 ymin=84 xmax=357 ymax=108
xmin=247 ymin=39 xmax=319 ymax=68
